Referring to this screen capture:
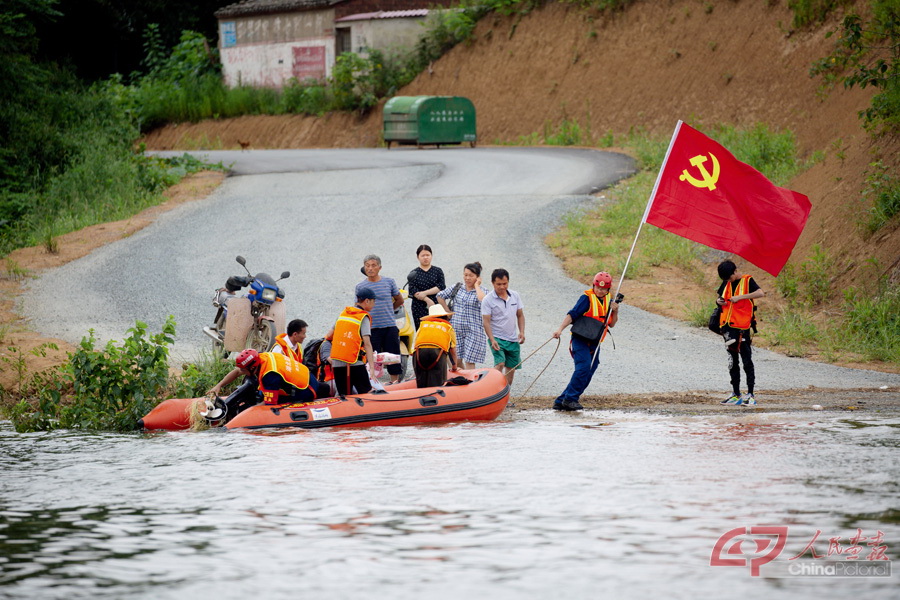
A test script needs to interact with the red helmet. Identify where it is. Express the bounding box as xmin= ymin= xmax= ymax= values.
xmin=593 ymin=271 xmax=612 ymax=289
xmin=236 ymin=348 xmax=260 ymax=370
